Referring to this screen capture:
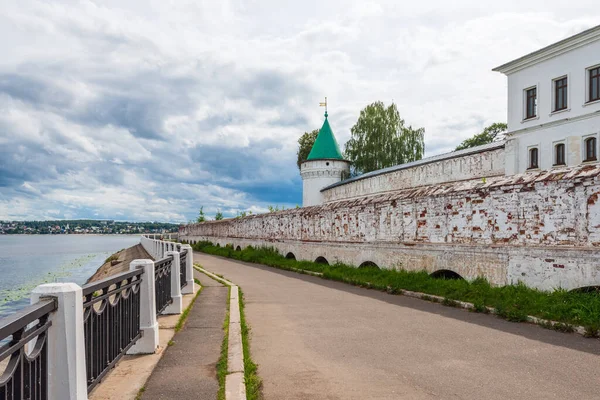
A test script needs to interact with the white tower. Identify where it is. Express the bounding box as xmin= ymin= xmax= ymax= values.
xmin=300 ymin=110 xmax=351 ymax=207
